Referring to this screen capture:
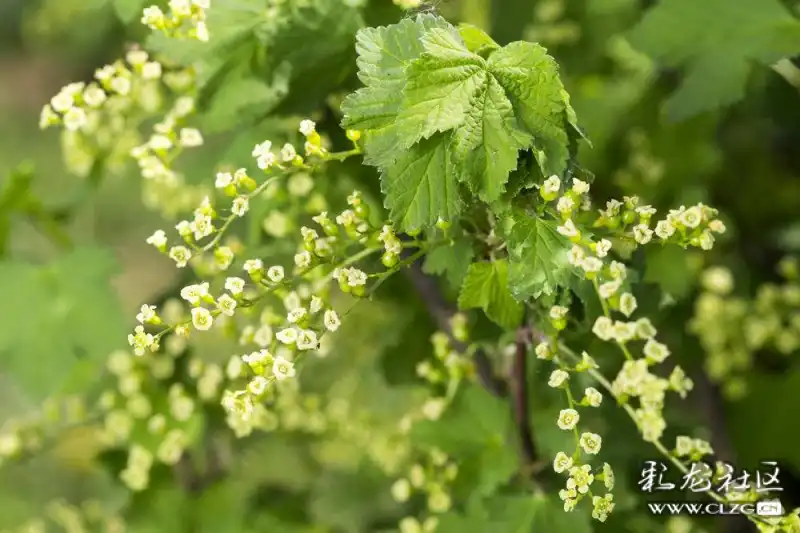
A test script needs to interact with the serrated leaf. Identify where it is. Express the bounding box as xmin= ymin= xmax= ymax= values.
xmin=438 ymin=495 xmax=539 ymax=533
xmin=380 ymin=135 xmax=462 ymax=231
xmin=627 ymin=0 xmax=800 ymax=119
xmin=112 ymin=0 xmax=147 ymax=23
xmin=458 ymin=260 xmax=523 ymax=329
xmin=503 ymin=212 xmax=576 ymax=300
xmin=451 ymin=75 xmax=533 ymax=202
xmin=0 ymin=247 xmax=128 ymax=400
xmin=458 ymin=23 xmax=500 ymax=55
xmin=343 ymin=15 xmax=575 ymax=222
xmin=488 ymin=41 xmax=570 ymax=177
xmin=422 ymin=238 xmax=475 ymax=289
xmin=394 ymin=28 xmax=489 ymax=147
